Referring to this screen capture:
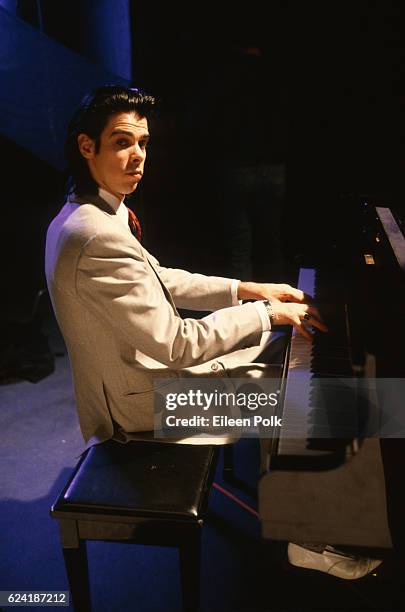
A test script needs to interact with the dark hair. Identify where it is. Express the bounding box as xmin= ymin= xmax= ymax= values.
xmin=65 ymin=85 xmax=156 ymax=196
